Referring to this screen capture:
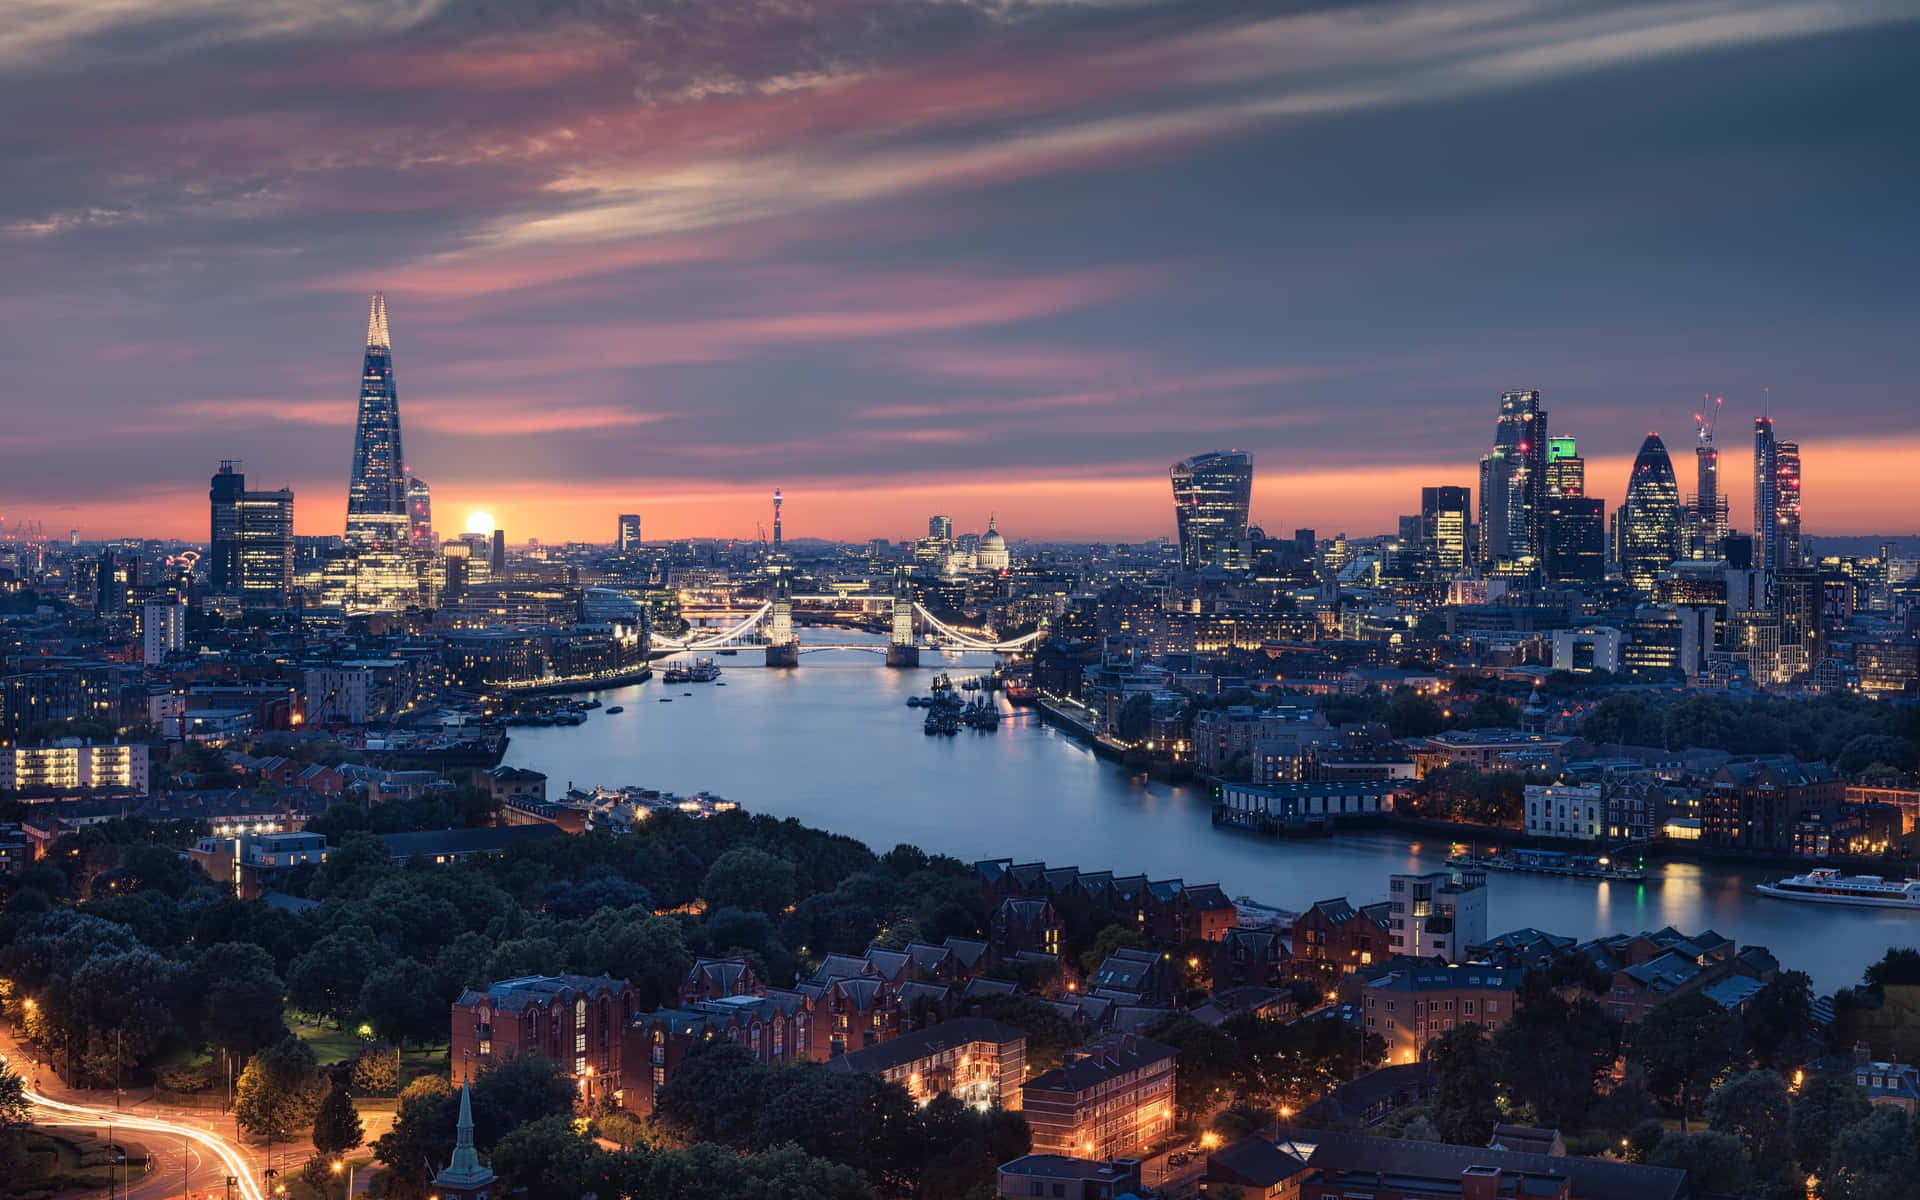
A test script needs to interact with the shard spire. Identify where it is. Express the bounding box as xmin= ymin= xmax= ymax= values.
xmin=366 ymin=292 xmax=391 ymax=350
